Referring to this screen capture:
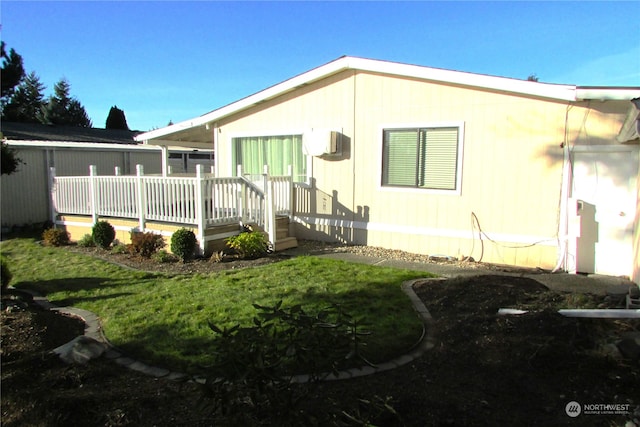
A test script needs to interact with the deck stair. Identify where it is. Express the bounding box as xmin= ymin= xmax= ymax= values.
xmin=244 ymin=215 xmax=298 ymax=252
